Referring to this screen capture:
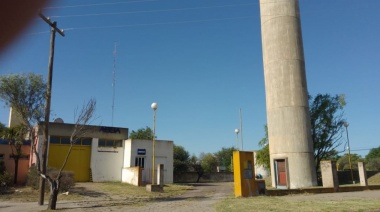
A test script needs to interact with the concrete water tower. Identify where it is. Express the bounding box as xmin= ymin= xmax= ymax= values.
xmin=259 ymin=0 xmax=317 ymax=188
